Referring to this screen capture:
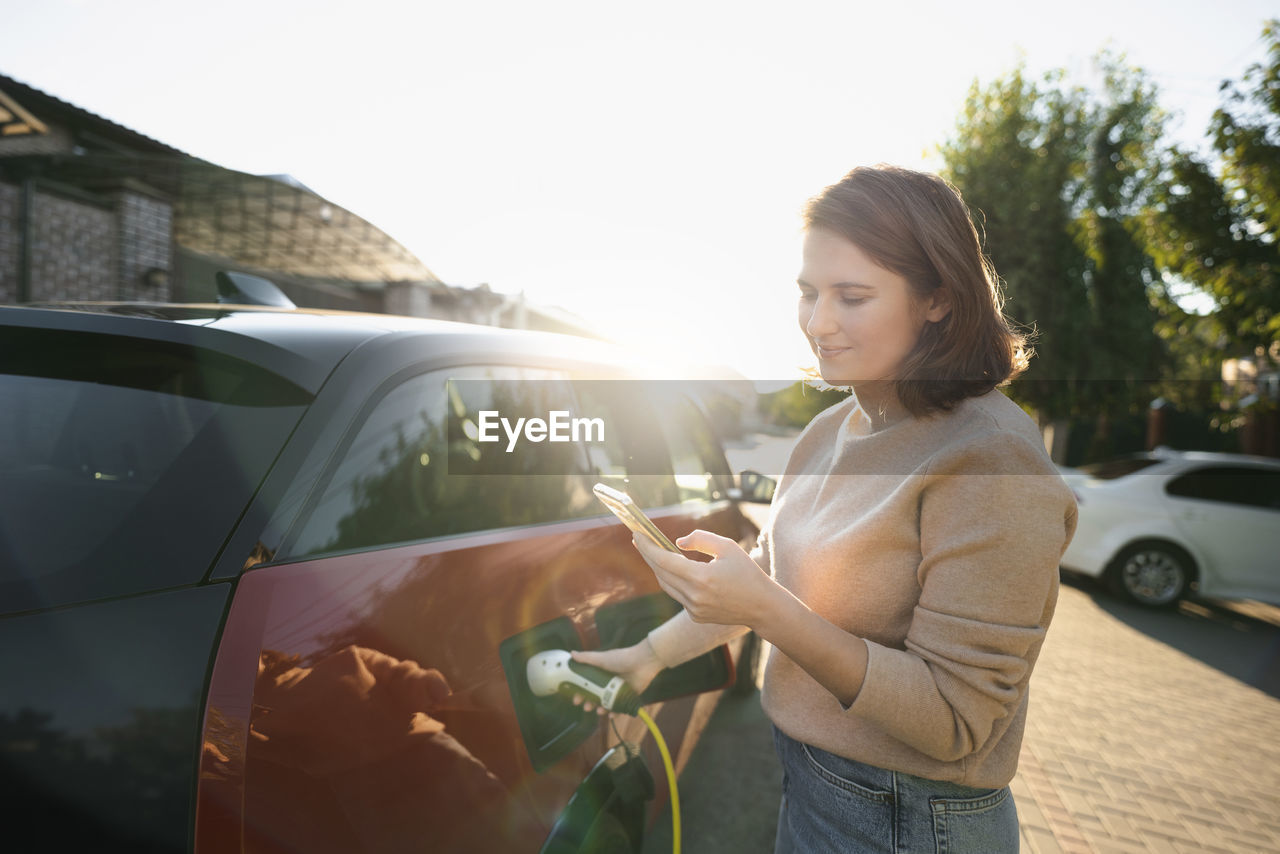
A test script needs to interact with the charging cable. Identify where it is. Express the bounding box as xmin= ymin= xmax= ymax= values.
xmin=527 ymin=650 xmax=681 ymax=854
xmin=637 ymin=706 xmax=680 ymax=854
